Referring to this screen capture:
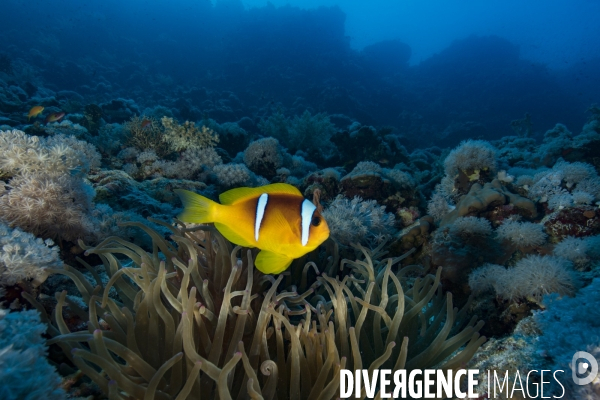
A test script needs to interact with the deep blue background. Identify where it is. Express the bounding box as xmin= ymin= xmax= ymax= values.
xmin=2 ymin=0 xmax=599 ymax=148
